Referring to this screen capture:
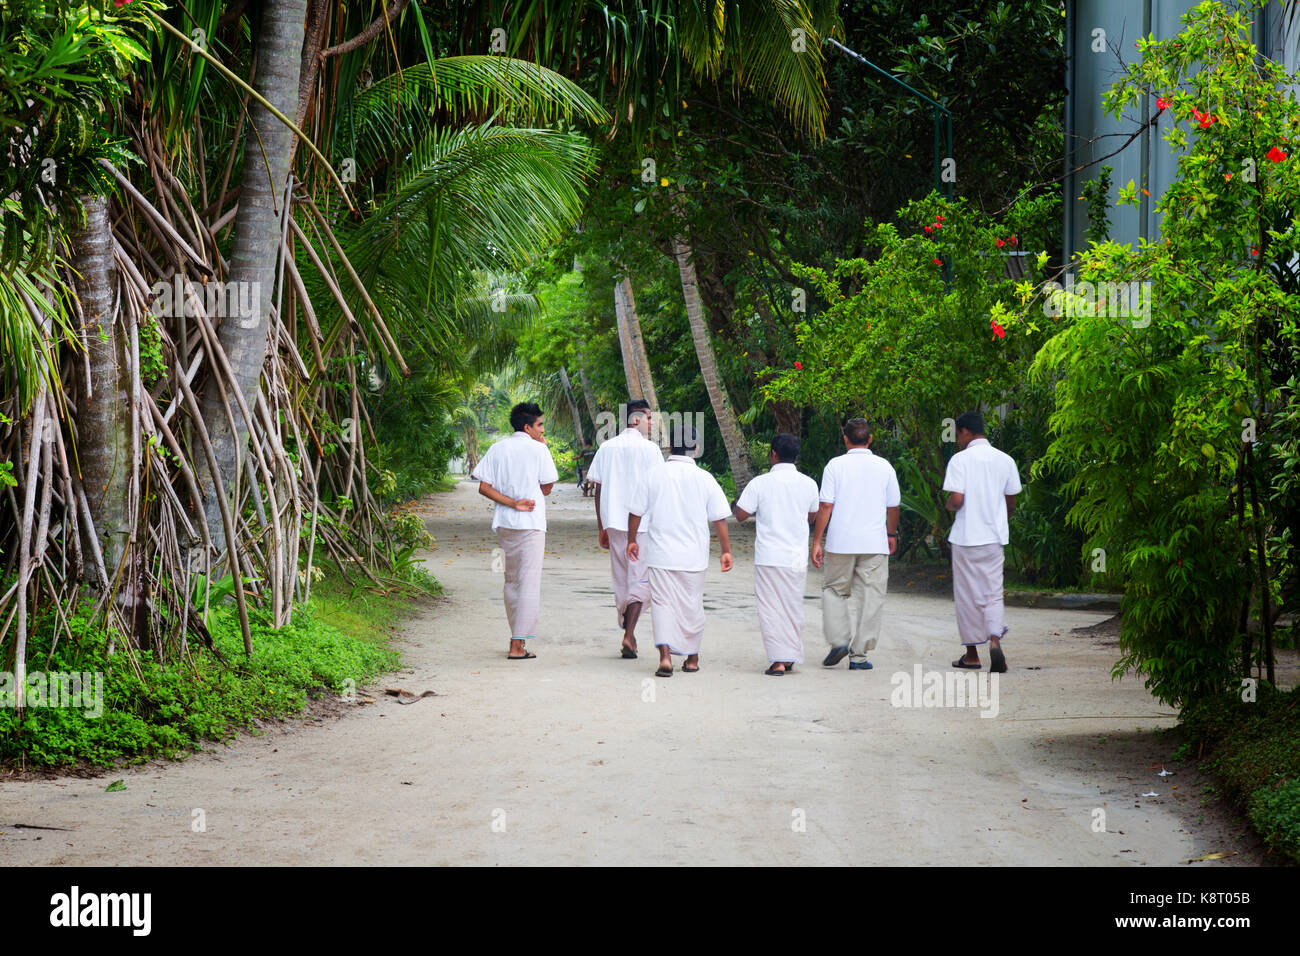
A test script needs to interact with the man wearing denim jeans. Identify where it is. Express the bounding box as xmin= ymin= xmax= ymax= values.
xmin=811 ymin=418 xmax=900 ymax=671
